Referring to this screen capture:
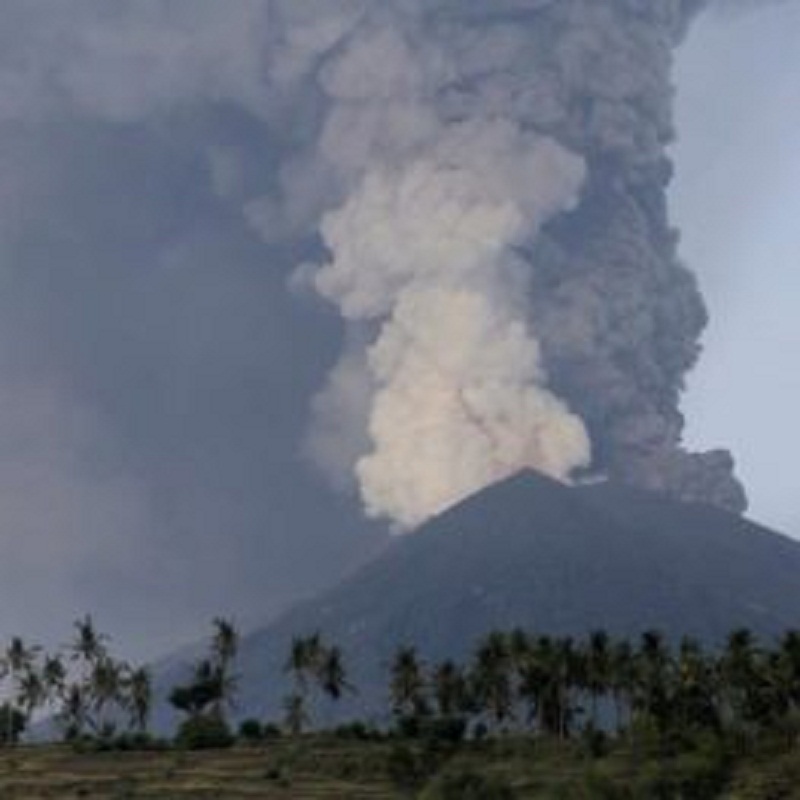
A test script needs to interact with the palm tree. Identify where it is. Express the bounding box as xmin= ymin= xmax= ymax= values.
xmin=585 ymin=630 xmax=611 ymax=731
xmin=609 ymin=639 xmax=636 ymax=735
xmin=675 ymin=637 xmax=719 ymax=733
xmin=530 ymin=636 xmax=559 ymax=737
xmin=721 ymin=628 xmax=759 ymax=731
xmin=285 ymin=636 xmax=306 ymax=691
xmin=317 ymin=645 xmax=351 ymax=702
xmin=88 ymin=656 xmax=127 ymax=736
xmin=636 ymin=630 xmax=672 ymax=731
xmin=517 ymin=642 xmax=548 ymax=733
xmin=528 ymin=636 xmax=580 ymax=740
xmin=5 ymin=637 xmax=36 ymax=675
xmin=284 ymin=633 xmax=328 ymax=727
xmin=285 ymin=633 xmax=325 ymax=694
xmin=169 ymin=658 xmax=224 ymax=720
xmin=471 ymin=632 xmax=515 ymax=731
xmin=212 ymin=618 xmax=239 ymax=674
xmin=17 ymin=668 xmax=45 ymax=734
xmin=508 ymin=628 xmax=532 ymax=663
xmin=433 ymin=660 xmax=470 ymax=719
xmin=777 ymin=631 xmax=800 ymax=726
xmin=70 ymin=616 xmax=108 ymax=669
xmin=283 ymin=692 xmax=308 ymax=736
xmin=126 ymin=667 xmax=152 ymax=734
xmin=57 ymin=684 xmax=89 ymax=740
xmin=39 ymin=653 xmax=67 ymax=724
xmin=42 ymin=654 xmax=66 ymax=699
xmin=210 ymin=618 xmax=240 ymax=715
xmin=554 ymin=637 xmax=580 ymax=739
xmin=389 ymin=646 xmax=428 ymax=721
xmin=3 ymin=637 xmax=39 ymax=745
